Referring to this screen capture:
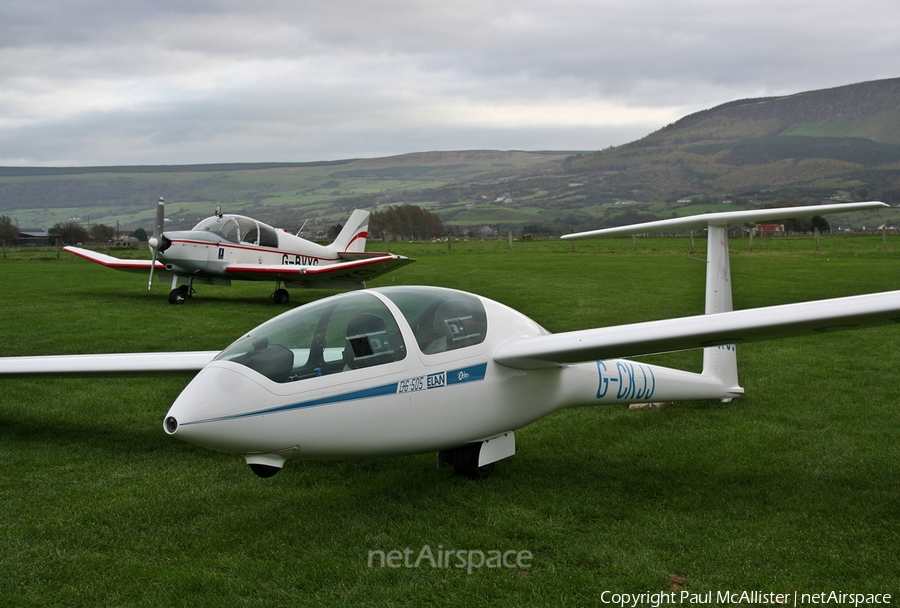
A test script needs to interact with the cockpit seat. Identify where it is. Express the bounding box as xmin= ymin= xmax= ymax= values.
xmin=232 ymin=337 xmax=294 ymax=383
xmin=424 ymin=299 xmax=485 ymax=354
xmin=343 ymin=313 xmax=397 ymax=369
